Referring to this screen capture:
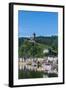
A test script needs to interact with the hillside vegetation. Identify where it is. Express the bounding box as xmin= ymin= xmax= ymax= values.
xmin=19 ymin=36 xmax=58 ymax=58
